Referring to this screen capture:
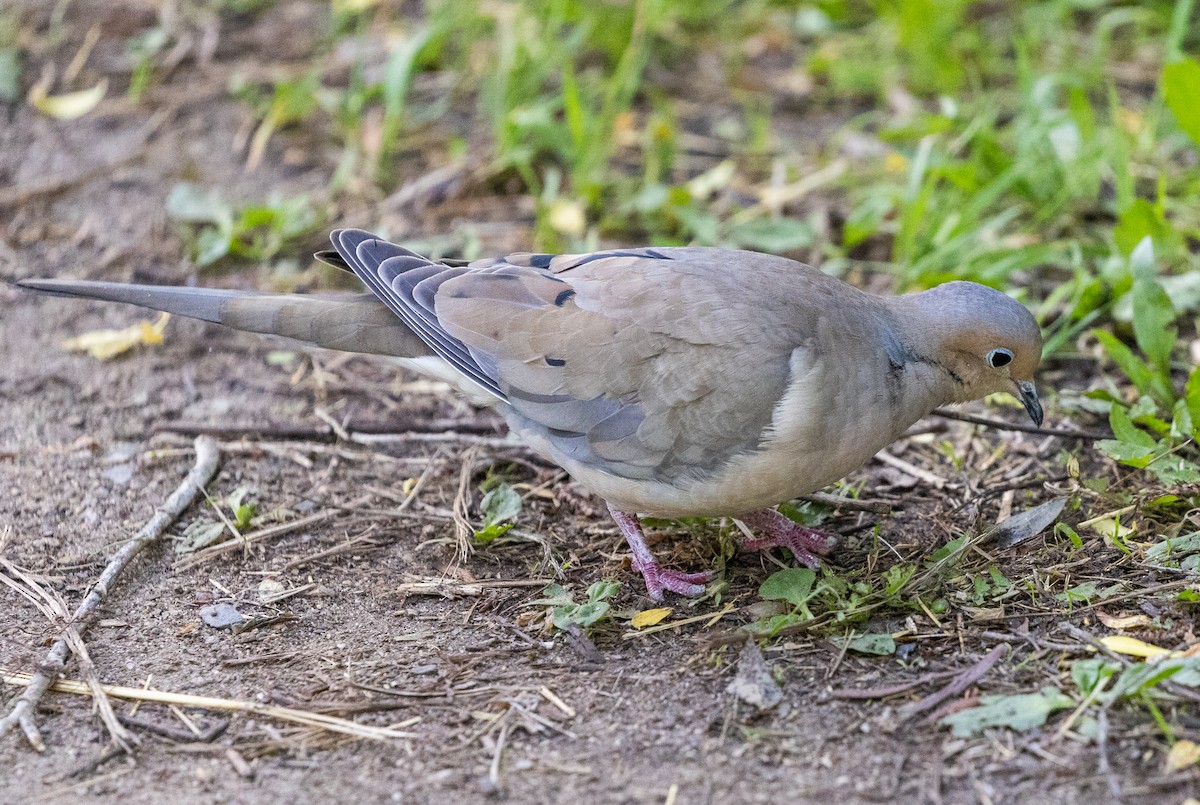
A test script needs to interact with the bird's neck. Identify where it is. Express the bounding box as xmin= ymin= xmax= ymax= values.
xmin=882 ymin=295 xmax=973 ymax=409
